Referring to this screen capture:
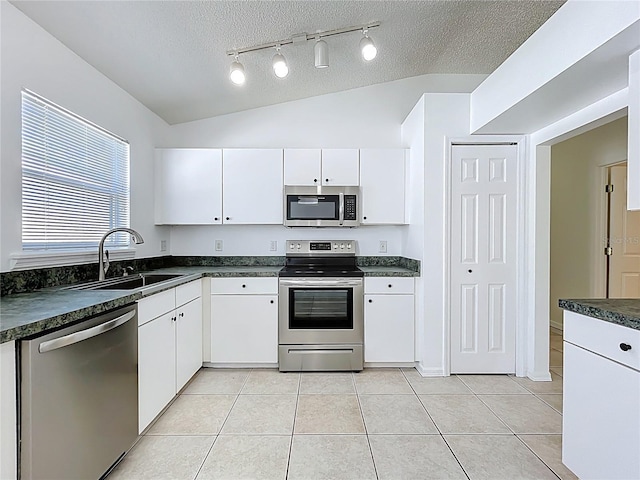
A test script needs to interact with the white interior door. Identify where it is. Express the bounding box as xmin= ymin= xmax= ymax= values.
xmin=608 ymin=163 xmax=640 ymax=298
xmin=450 ymin=145 xmax=518 ymax=373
